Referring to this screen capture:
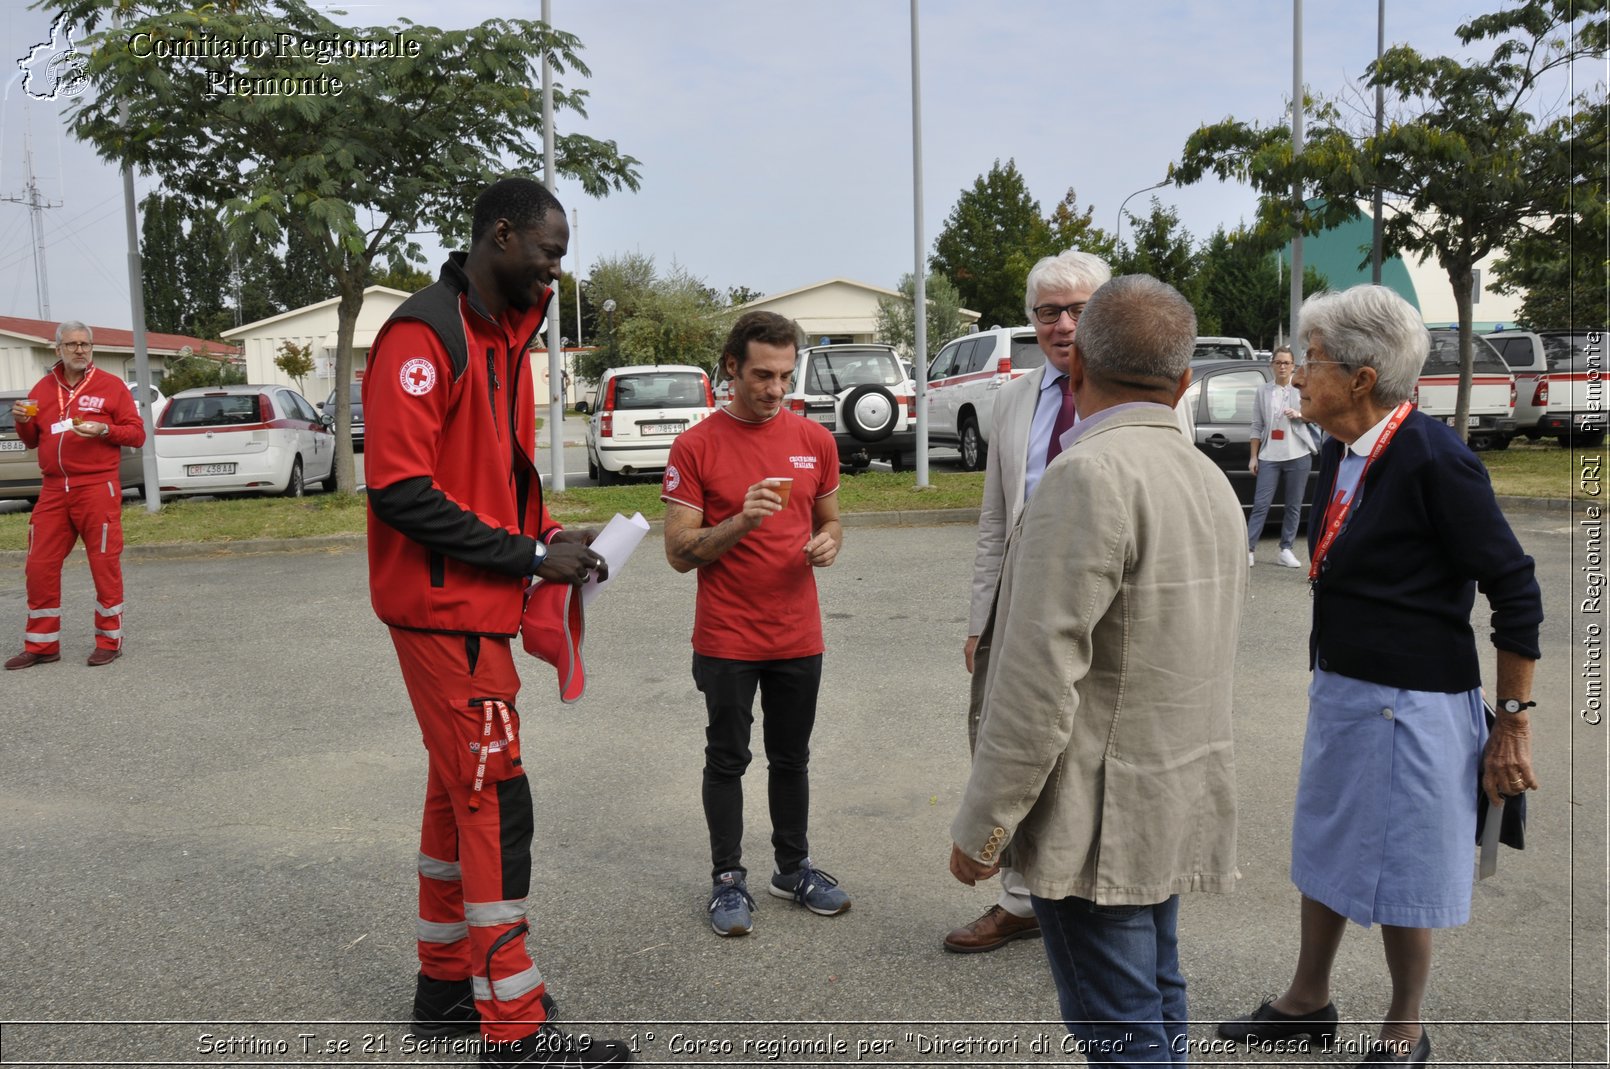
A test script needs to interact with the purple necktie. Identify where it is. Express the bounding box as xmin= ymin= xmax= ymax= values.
xmin=1045 ymin=374 xmax=1076 ymax=464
